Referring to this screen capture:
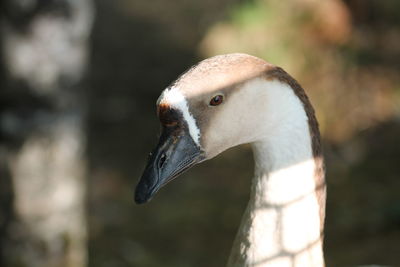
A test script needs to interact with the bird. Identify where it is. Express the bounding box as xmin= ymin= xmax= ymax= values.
xmin=135 ymin=53 xmax=326 ymax=267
